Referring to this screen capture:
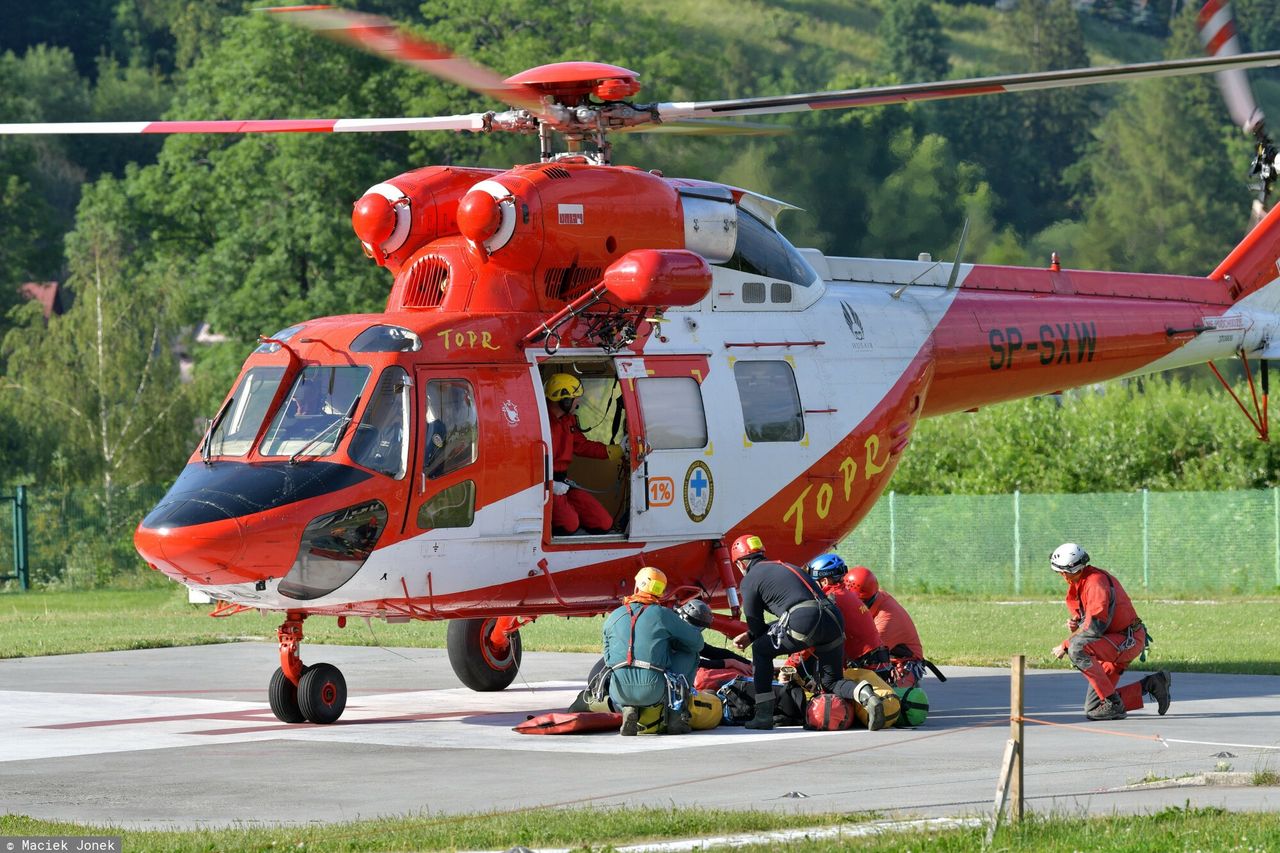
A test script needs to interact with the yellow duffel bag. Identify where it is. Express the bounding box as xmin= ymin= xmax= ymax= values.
xmin=844 ymin=667 xmax=901 ymax=729
xmin=689 ymin=691 xmax=723 ymax=730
